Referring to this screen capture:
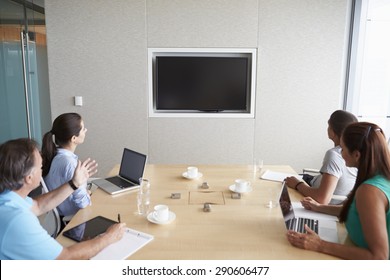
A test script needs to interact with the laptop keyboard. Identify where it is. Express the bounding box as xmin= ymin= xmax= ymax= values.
xmin=286 ymin=217 xmax=319 ymax=234
xmin=106 ymin=176 xmax=136 ymax=188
